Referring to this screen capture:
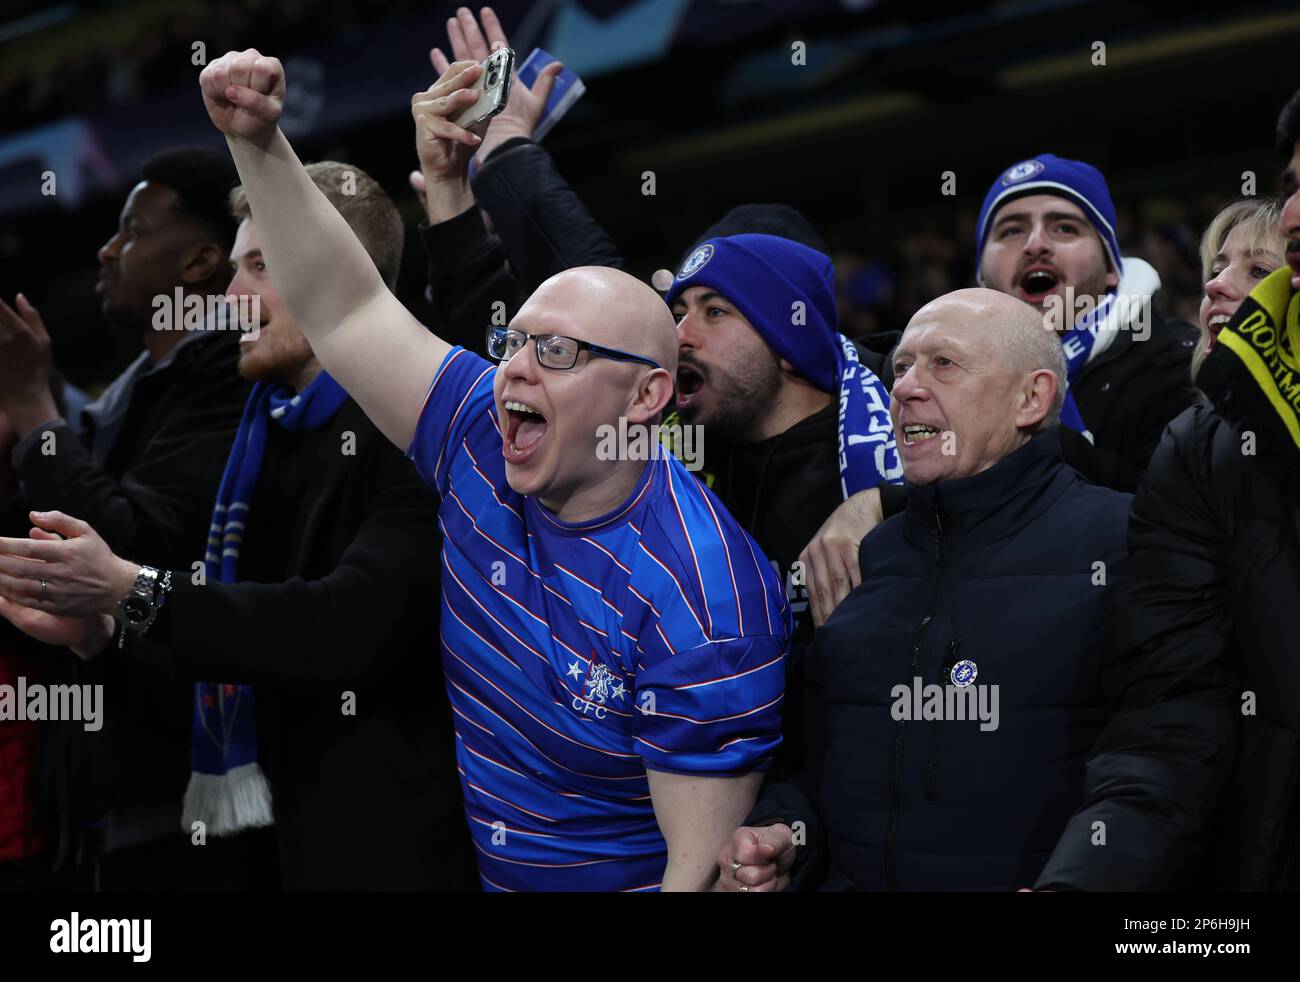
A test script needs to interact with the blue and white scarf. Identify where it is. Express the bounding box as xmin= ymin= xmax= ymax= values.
xmin=183 ymin=371 xmax=349 ymax=837
xmin=1057 ymin=294 xmax=1111 ymax=441
xmin=837 ymin=334 xmax=902 ymax=497
xmin=1056 ymin=258 xmax=1160 ymax=442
